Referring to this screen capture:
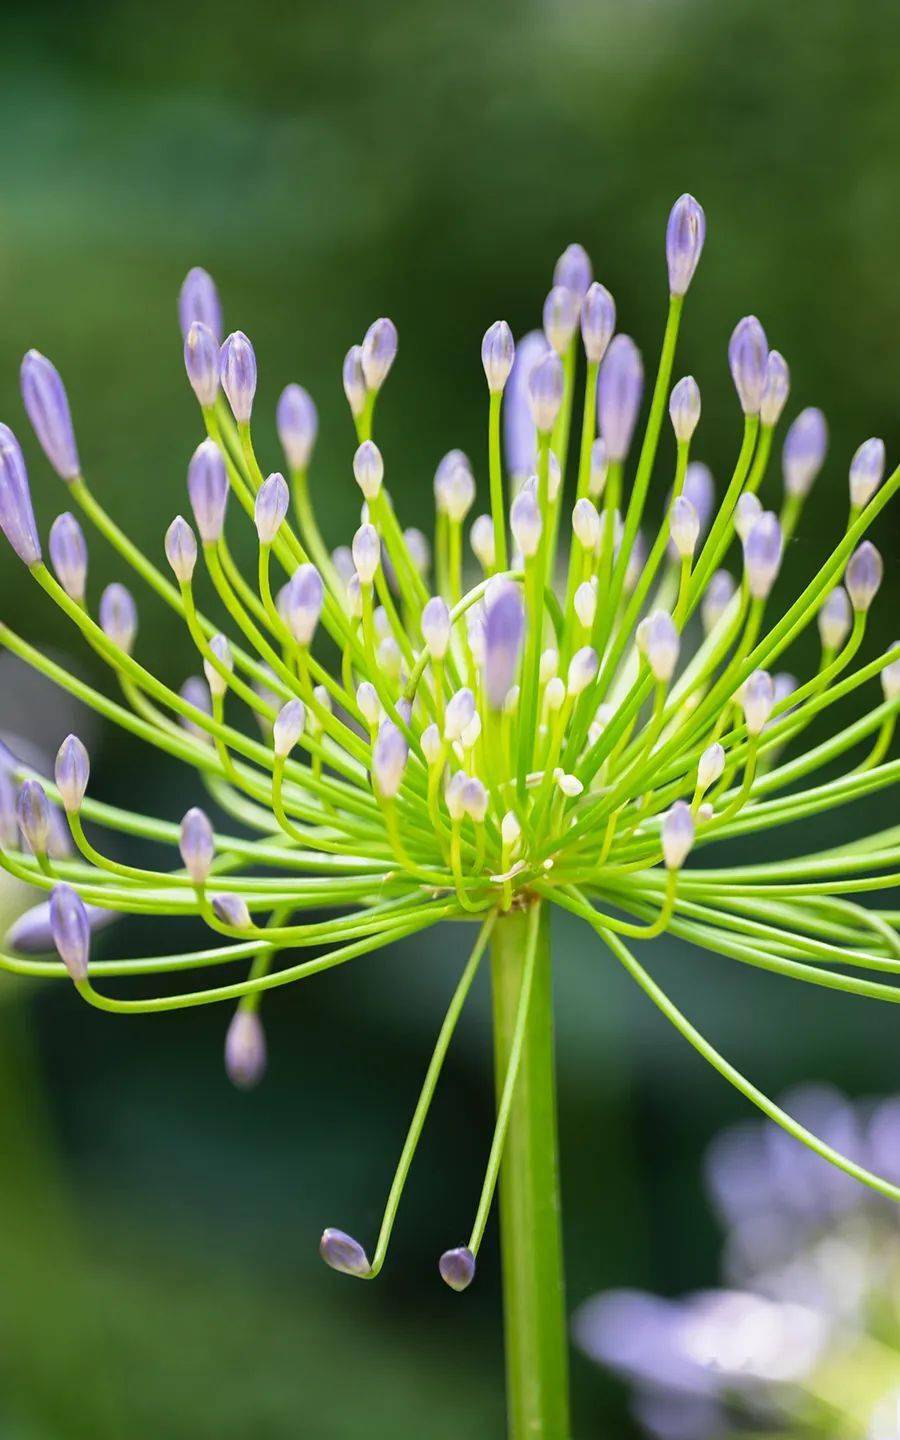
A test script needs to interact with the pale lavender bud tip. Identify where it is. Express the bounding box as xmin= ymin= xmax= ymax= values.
xmin=276 ymin=383 xmax=318 ymax=471
xmin=212 ymin=893 xmax=252 ymax=930
xmin=352 ymin=523 xmax=380 ymax=584
xmin=581 ymin=282 xmax=616 ymax=365
xmin=434 ymin=454 xmax=475 ymax=522
xmin=49 ymin=882 xmax=90 ymax=981
xmin=484 ymin=583 xmax=525 ymax=710
xmin=567 ymin=646 xmax=599 ymax=696
xmin=178 ymin=266 xmax=222 ymax=344
xmin=165 ymin=515 xmax=198 ymax=584
xmin=49 ymin=511 xmax=88 ymax=602
xmin=543 ymin=286 xmax=580 ymax=356
xmin=99 ymin=582 xmax=137 ymax=653
xmin=669 ymin=376 xmax=701 ymax=444
xmin=183 ymin=322 xmax=220 ymax=408
xmin=224 ymin=1010 xmax=266 ymax=1090
xmin=187 ymin=439 xmax=229 ymax=543
xmin=444 ymin=687 xmax=477 ymax=742
xmin=55 ymin=734 xmax=89 ymax=813
xmin=179 ymin=806 xmax=215 ymax=885
xmin=743 ymin=511 xmax=783 ymax=600
xmin=553 ymin=242 xmax=593 ymax=298
xmin=481 ymin=320 xmax=515 ymax=394
xmin=818 ymin=585 xmax=852 ymax=651
xmin=528 ymin=350 xmax=565 ymax=433
xmin=742 ymin=668 xmax=775 ymax=735
xmin=597 ymin=335 xmax=644 ymax=462
xmin=20 ymin=350 xmax=80 ymax=479
xmin=372 ymin=719 xmax=408 ymax=798
xmin=361 ymin=317 xmax=398 ymax=392
xmin=760 ymin=350 xmax=790 ymax=427
xmin=702 ymin=569 xmax=736 ymax=633
xmin=642 ymin=610 xmax=680 ymax=683
xmin=319 ymin=1228 xmax=370 ymax=1278
xmin=219 ymin=331 xmax=257 ymax=423
xmin=662 ymin=800 xmax=695 ymax=870
xmin=439 ymin=1246 xmax=476 ymax=1292
xmin=729 ymin=317 xmax=769 ymax=415
xmin=284 ymin=564 xmax=325 ymax=646
xmin=669 ymin=495 xmax=700 ymax=559
xmin=273 ymin=699 xmax=305 ymax=757
xmin=421 ymin=595 xmax=451 ymax=659
xmin=849 ymin=437 xmax=886 ymax=509
xmin=353 ymin=440 xmax=384 ymax=500
xmin=343 ymin=345 xmax=367 ymax=417
xmin=782 ymin=407 xmax=827 ymax=497
xmin=845 ymin=540 xmax=883 ymax=612
xmin=0 ymin=424 xmax=41 ymax=564
xmin=666 ymin=194 xmax=706 ymax=297
xmin=254 ymin=473 xmax=290 ymax=546
xmin=17 ymin=778 xmax=50 ymax=855
xmin=509 ymin=489 xmax=542 ymax=558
